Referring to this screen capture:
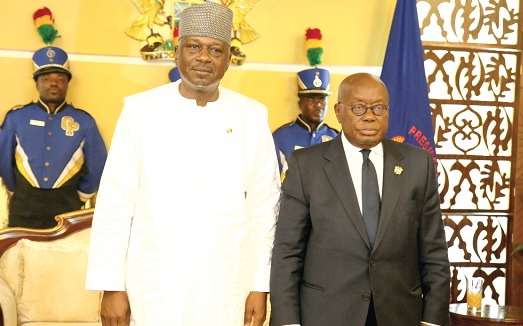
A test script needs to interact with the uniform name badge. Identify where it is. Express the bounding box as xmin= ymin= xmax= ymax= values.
xmin=30 ymin=119 xmax=45 ymax=127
